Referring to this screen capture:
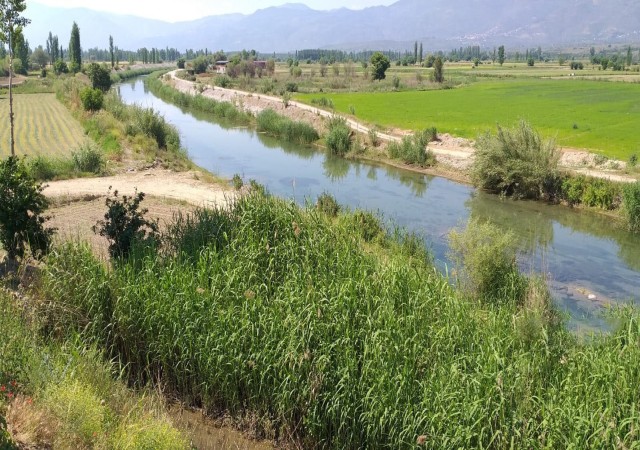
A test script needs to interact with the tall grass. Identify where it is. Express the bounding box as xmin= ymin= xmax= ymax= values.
xmin=325 ymin=116 xmax=352 ymax=155
xmin=144 ymin=73 xmax=252 ymax=124
xmin=622 ymin=181 xmax=640 ymax=232
xmin=387 ymin=128 xmax=437 ymax=167
xmin=256 ymin=109 xmax=319 ymax=144
xmin=39 ymin=192 xmax=640 ymax=448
